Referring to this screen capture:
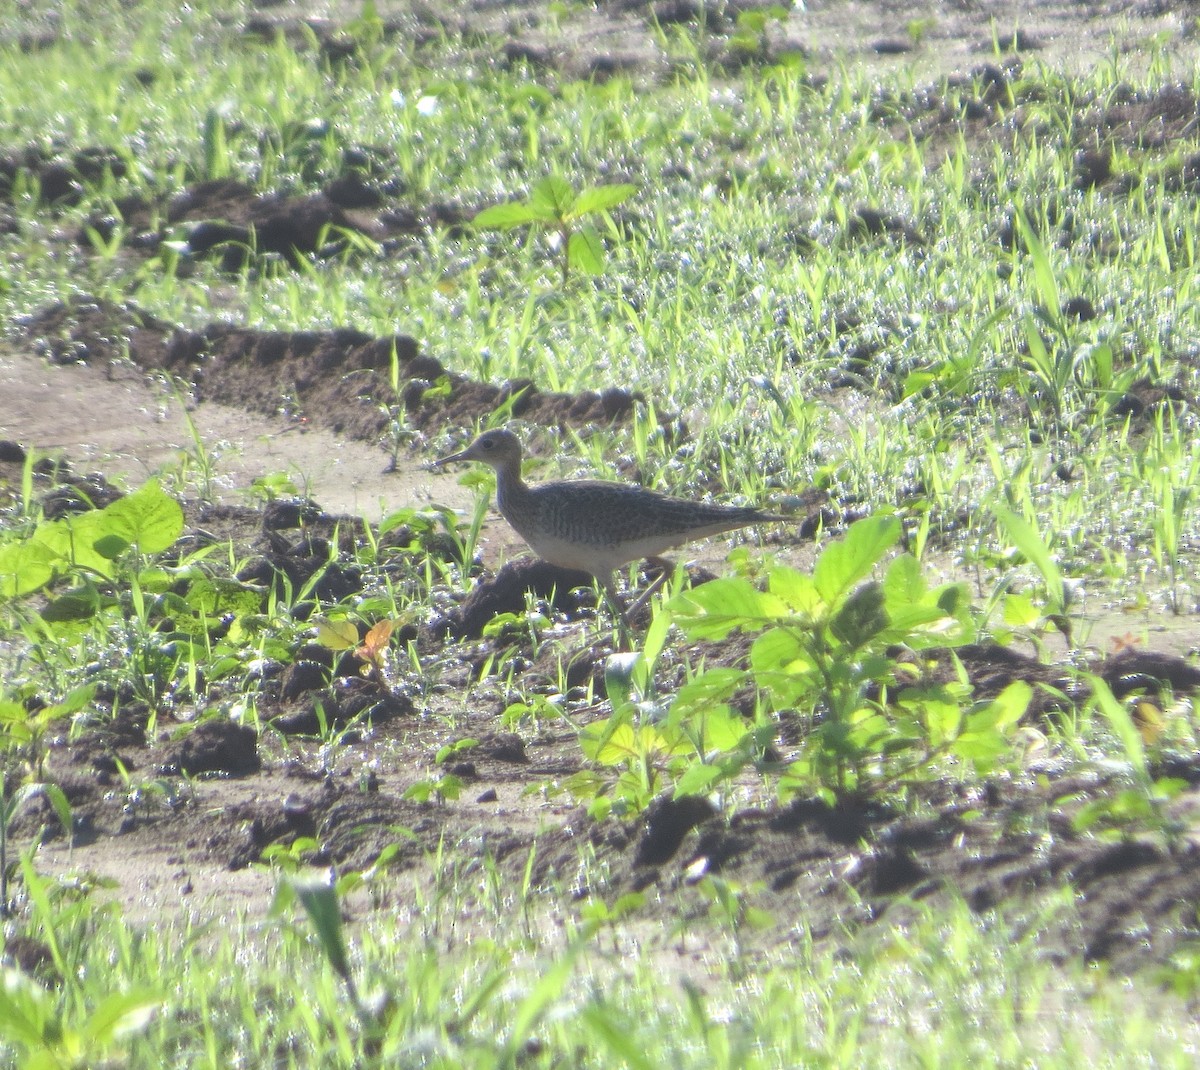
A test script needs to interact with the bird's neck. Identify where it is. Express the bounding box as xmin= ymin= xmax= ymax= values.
xmin=493 ymin=460 xmax=529 ymax=515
